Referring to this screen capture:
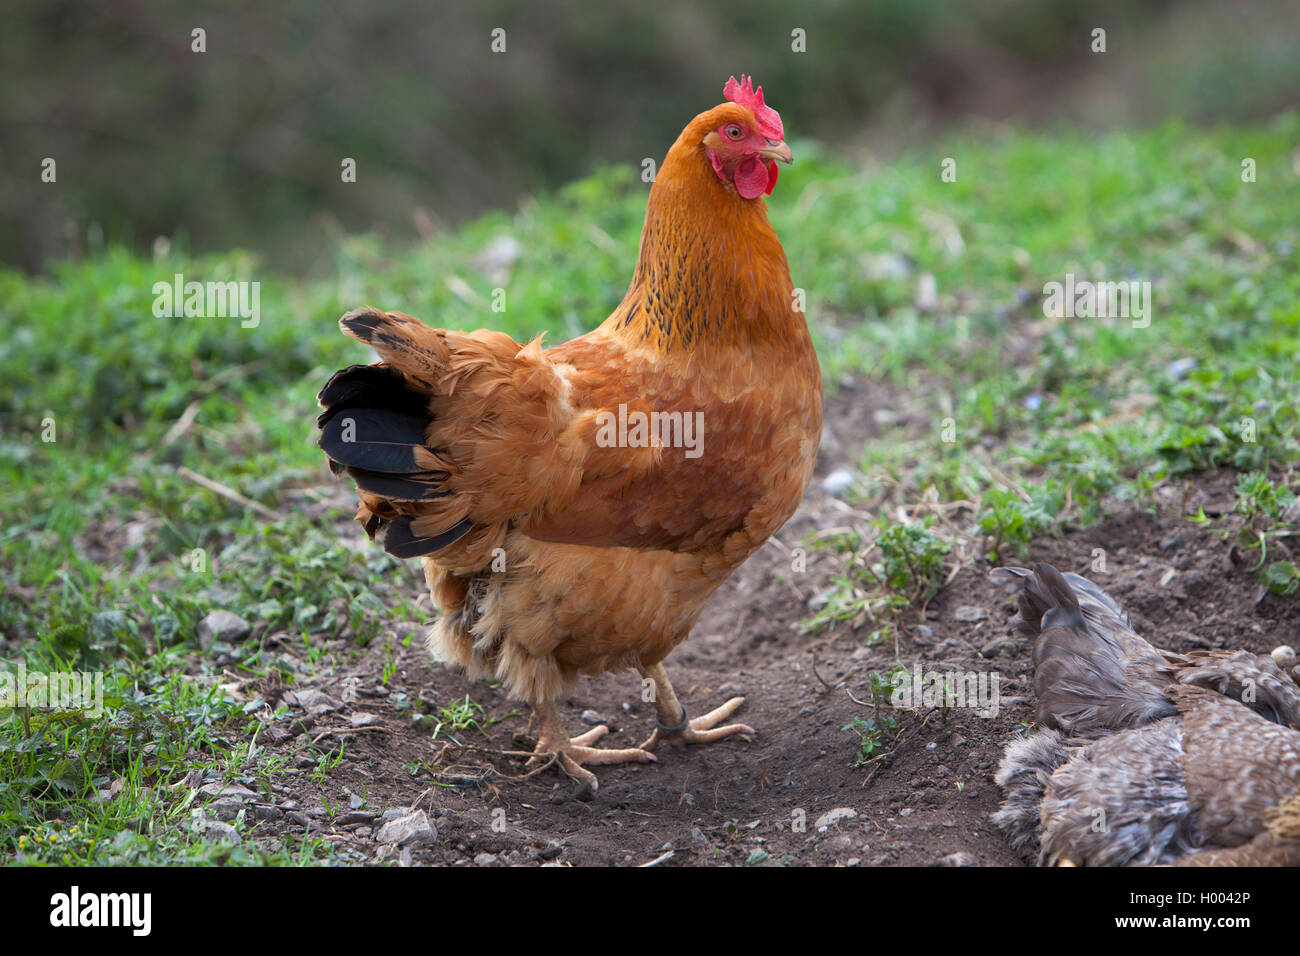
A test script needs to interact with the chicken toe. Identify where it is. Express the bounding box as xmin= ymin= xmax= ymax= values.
xmin=526 ymin=701 xmax=655 ymax=797
xmin=638 ymin=662 xmax=756 ymax=752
